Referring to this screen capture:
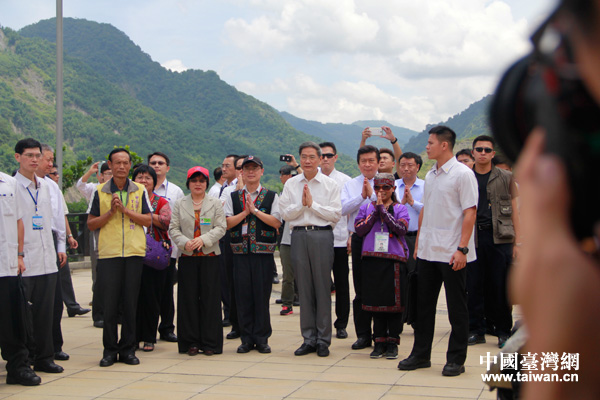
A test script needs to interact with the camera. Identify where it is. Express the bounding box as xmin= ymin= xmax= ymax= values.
xmin=490 ymin=16 xmax=600 ymax=238
xmin=280 ymin=155 xmax=292 ymax=162
xmin=367 ymin=127 xmax=385 ymax=137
